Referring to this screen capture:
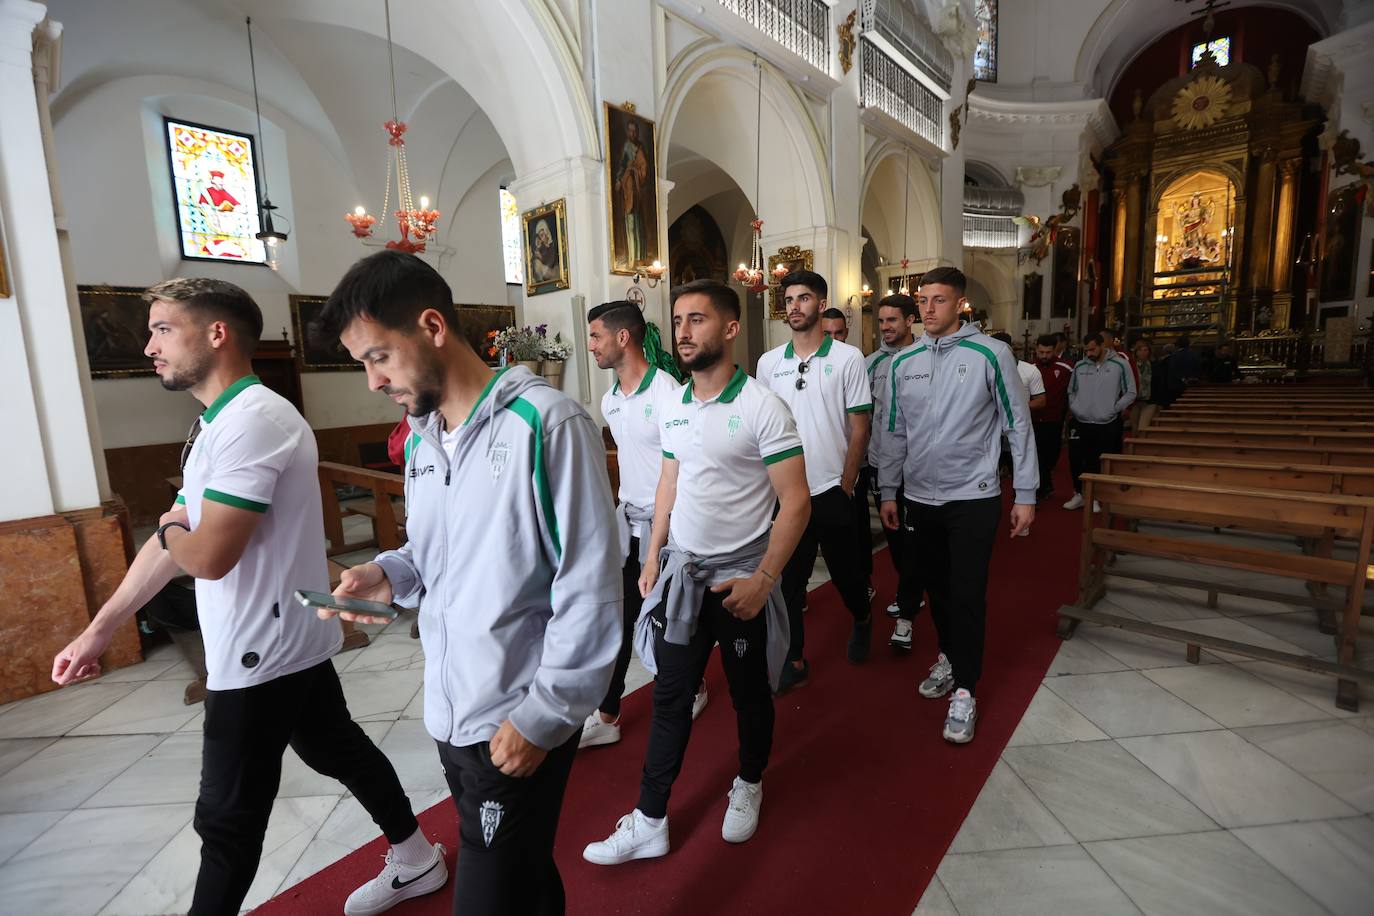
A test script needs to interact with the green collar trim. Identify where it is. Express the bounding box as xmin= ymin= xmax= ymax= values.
xmin=463 ymin=367 xmax=511 ymax=426
xmin=784 ymin=333 xmax=833 ymax=361
xmin=683 ymin=365 xmax=747 ymax=404
xmin=634 ymin=364 xmax=657 ymax=395
xmin=202 ymin=375 xmax=261 ymax=423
